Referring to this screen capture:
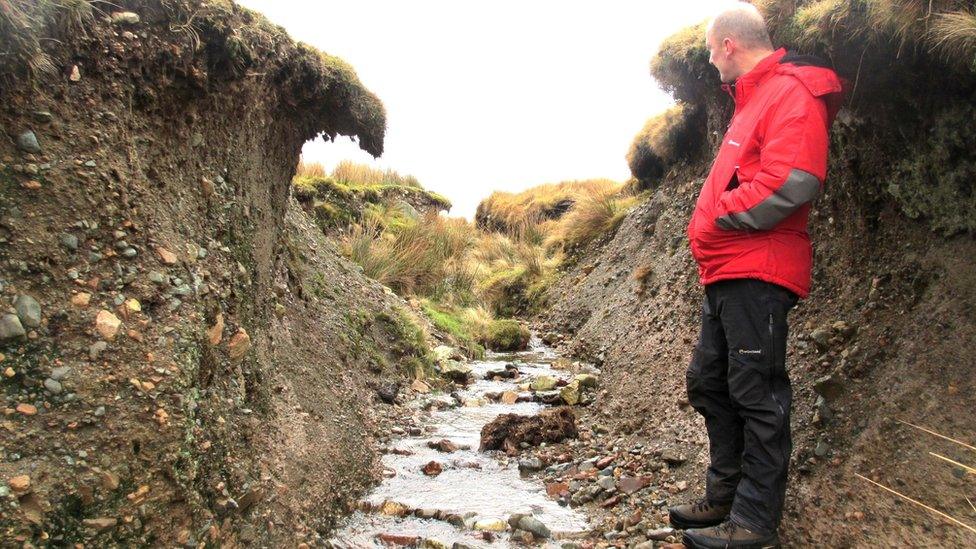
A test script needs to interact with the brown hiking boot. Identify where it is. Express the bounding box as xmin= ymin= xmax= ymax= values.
xmin=668 ymin=498 xmax=732 ymax=529
xmin=683 ymin=520 xmax=780 ymax=548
